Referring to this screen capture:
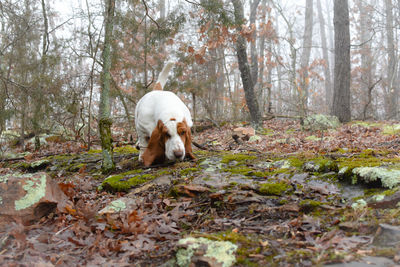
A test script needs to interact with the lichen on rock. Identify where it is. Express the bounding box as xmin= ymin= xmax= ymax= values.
xmin=352 ymin=167 xmax=400 ymax=189
xmin=302 ymin=114 xmax=340 ymax=131
xmin=176 ymin=237 xmax=238 ymax=267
